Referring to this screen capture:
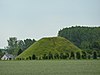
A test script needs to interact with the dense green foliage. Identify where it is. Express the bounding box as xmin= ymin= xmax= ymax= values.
xmin=58 ymin=26 xmax=100 ymax=54
xmin=16 ymin=37 xmax=82 ymax=59
xmin=17 ymin=49 xmax=23 ymax=55
xmin=0 ymin=49 xmax=4 ymax=59
xmin=6 ymin=37 xmax=36 ymax=56
xmin=0 ymin=60 xmax=100 ymax=75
